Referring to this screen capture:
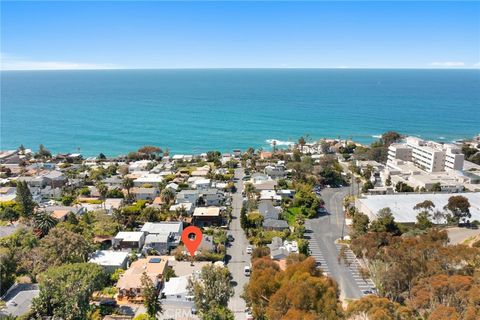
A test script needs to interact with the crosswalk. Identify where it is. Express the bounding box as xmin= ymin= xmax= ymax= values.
xmin=335 ymin=243 xmax=376 ymax=292
xmin=305 ymin=221 xmax=331 ymax=276
xmin=308 ymin=237 xmax=331 ymax=276
xmin=304 ymin=221 xmax=376 ymax=296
